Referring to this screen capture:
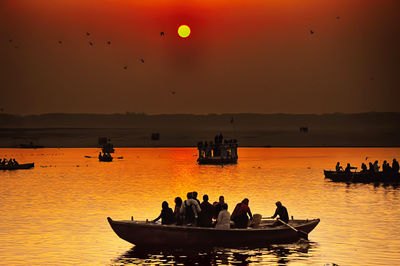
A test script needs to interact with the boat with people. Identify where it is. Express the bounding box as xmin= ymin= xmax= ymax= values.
xmin=324 ymin=159 xmax=400 ymax=183
xmin=324 ymin=170 xmax=400 ymax=183
xmin=107 ymin=217 xmax=320 ymax=247
xmin=98 ymin=137 xmax=115 ymax=162
xmin=197 ymin=134 xmax=238 ymax=165
xmin=0 ymin=163 xmax=34 ymax=170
